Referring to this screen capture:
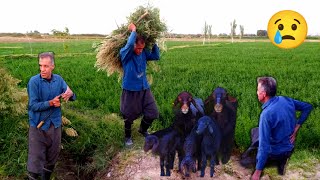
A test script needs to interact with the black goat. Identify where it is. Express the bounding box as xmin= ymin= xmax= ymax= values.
xmin=149 ymin=126 xmax=184 ymax=171
xmin=180 ymin=125 xmax=202 ymax=177
xmin=173 ymin=91 xmax=204 ymax=138
xmin=196 ymin=116 xmax=221 ymax=177
xmin=144 ymin=127 xmax=181 ymax=176
xmin=204 ymin=87 xmax=238 ymax=164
